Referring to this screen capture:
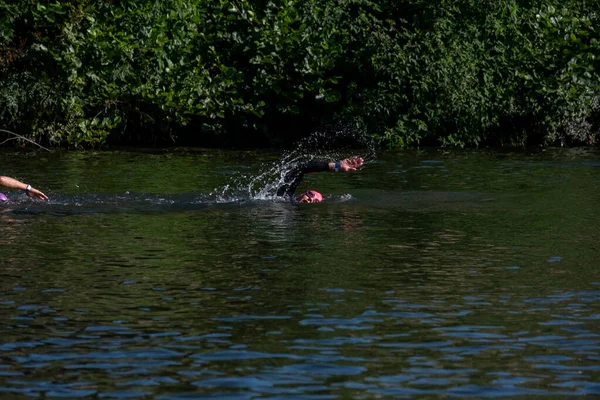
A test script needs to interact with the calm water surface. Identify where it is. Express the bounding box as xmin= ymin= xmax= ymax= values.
xmin=1 ymin=148 xmax=599 ymax=398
